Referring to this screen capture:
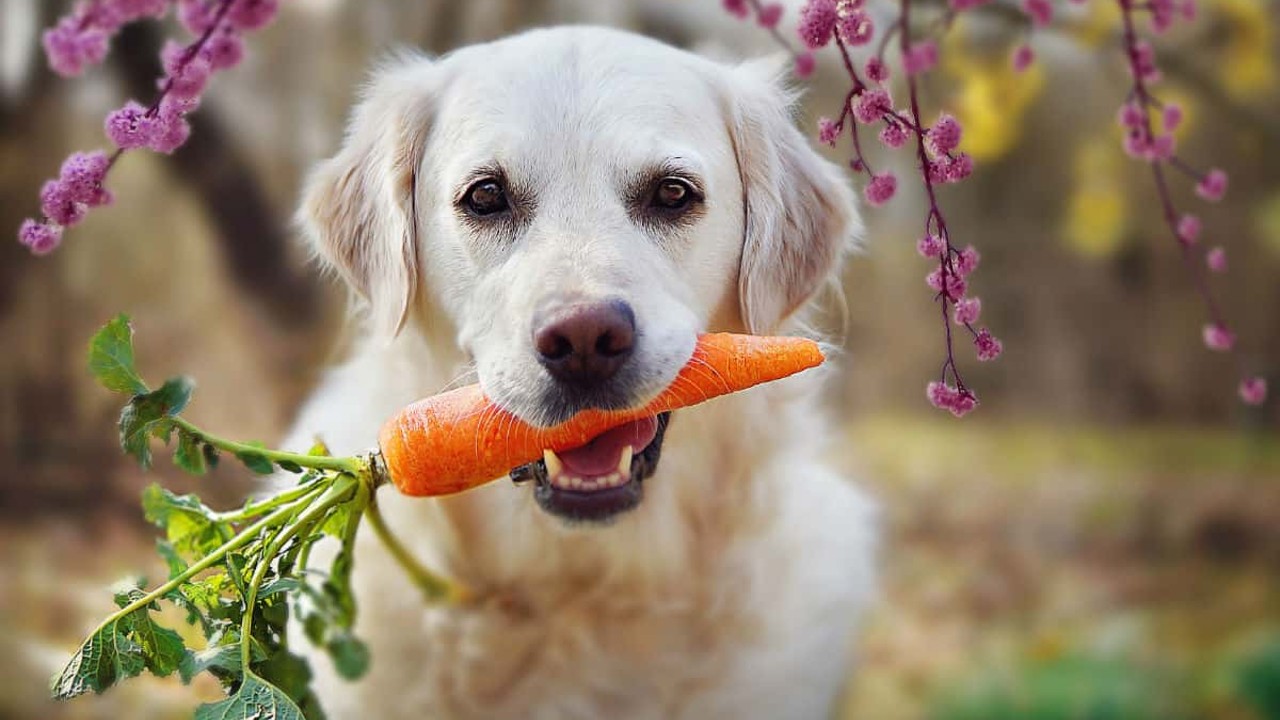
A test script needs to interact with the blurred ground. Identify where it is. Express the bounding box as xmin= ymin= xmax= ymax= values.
xmin=0 ymin=0 xmax=1277 ymax=718
xmin=2 ymin=416 xmax=1276 ymax=718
